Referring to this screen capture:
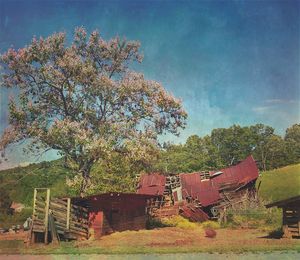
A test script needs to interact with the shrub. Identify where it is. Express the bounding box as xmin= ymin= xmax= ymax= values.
xmin=161 ymin=216 xmax=198 ymax=229
xmin=221 ymin=198 xmax=281 ymax=231
xmin=0 ymin=208 xmax=32 ymax=229
xmin=146 ymin=218 xmax=170 ymax=229
xmin=200 ymin=220 xmax=220 ymax=229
